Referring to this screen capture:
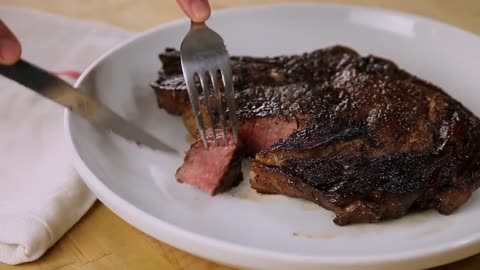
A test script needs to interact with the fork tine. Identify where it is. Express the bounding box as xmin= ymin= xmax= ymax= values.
xmin=180 ymin=23 xmax=237 ymax=147
xmin=198 ymin=72 xmax=217 ymax=146
xmin=220 ymin=65 xmax=239 ymax=144
xmin=184 ymin=72 xmax=208 ymax=148
xmin=210 ymin=69 xmax=228 ymax=145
